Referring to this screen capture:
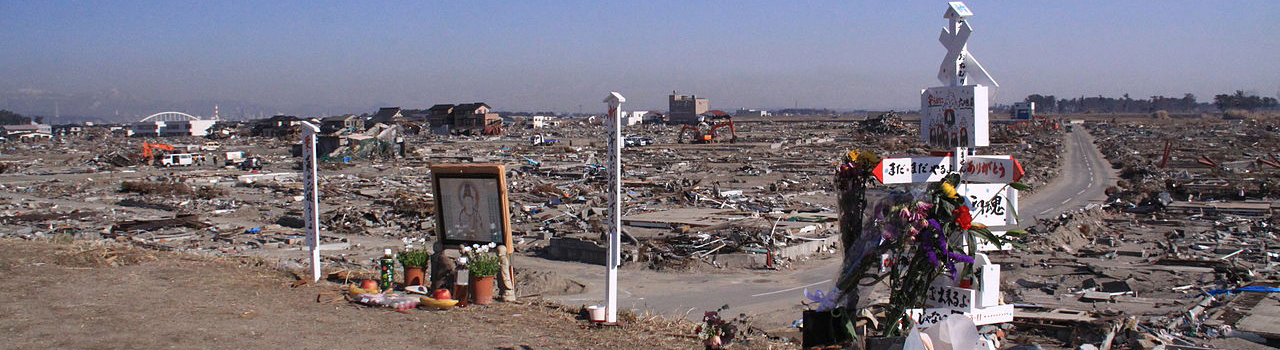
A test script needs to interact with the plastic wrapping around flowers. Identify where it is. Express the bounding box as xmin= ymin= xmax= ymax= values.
xmin=803 ymin=288 xmax=840 ymax=312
